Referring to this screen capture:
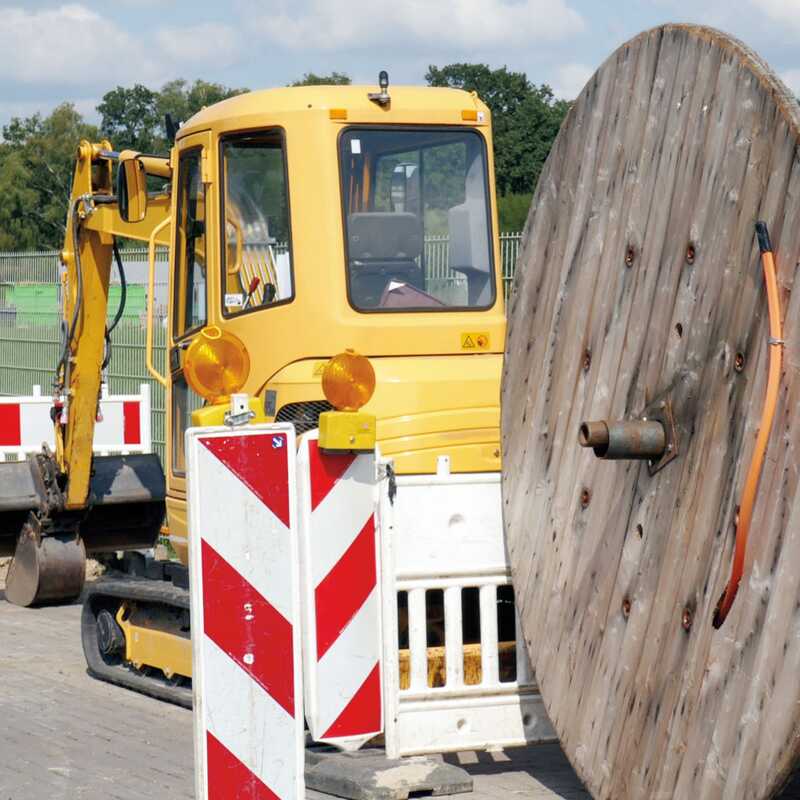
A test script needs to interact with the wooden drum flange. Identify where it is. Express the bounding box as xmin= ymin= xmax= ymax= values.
xmin=502 ymin=24 xmax=800 ymax=800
